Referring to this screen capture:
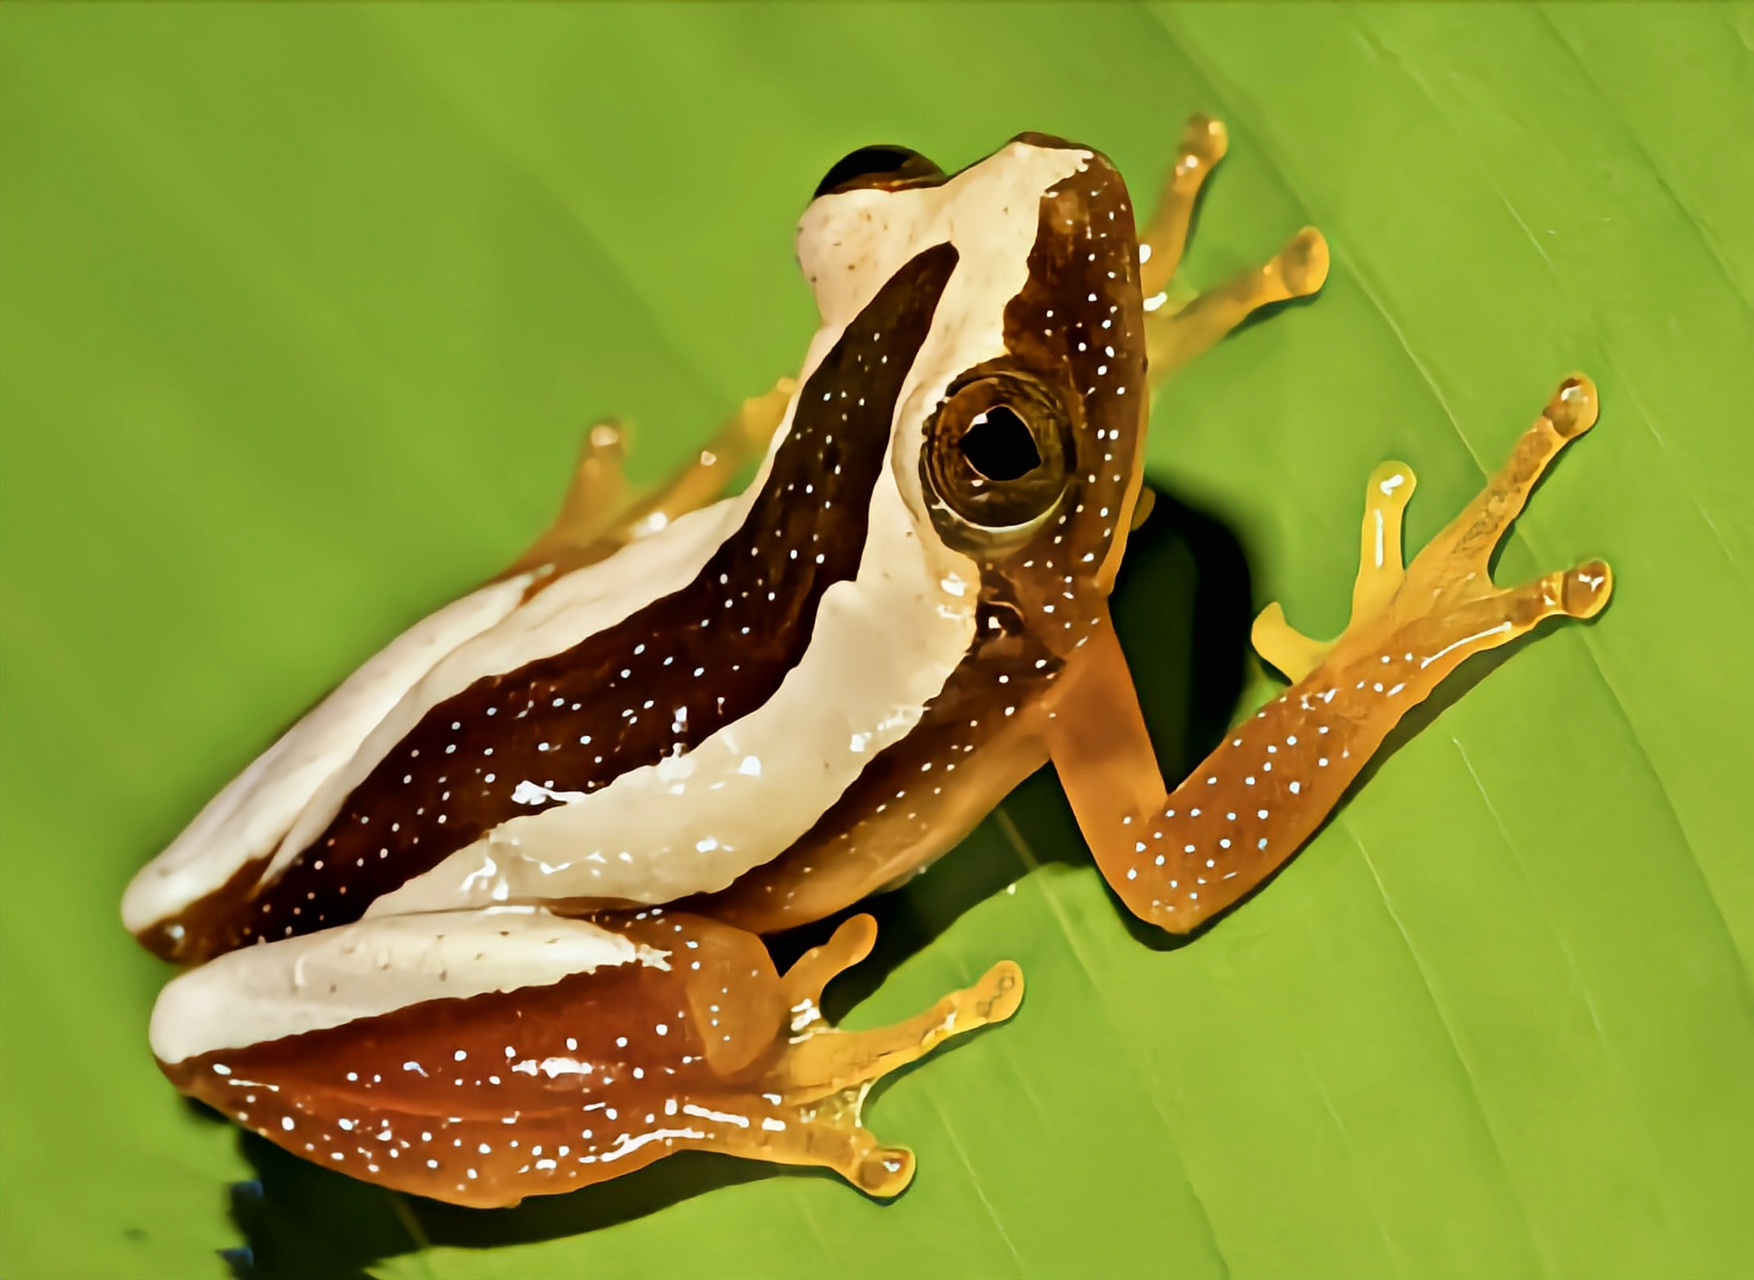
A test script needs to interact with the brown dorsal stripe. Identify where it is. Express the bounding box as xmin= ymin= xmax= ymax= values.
xmin=210 ymin=243 xmax=960 ymax=956
xmin=698 ymin=153 xmax=1147 ymax=933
